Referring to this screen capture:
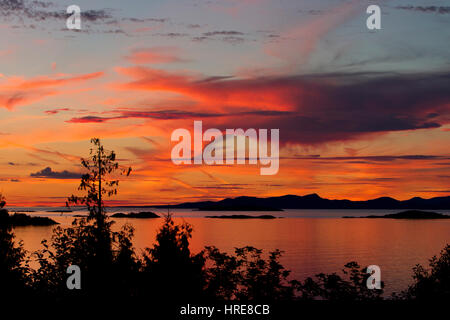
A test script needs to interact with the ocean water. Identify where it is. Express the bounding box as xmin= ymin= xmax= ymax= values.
xmin=9 ymin=207 xmax=450 ymax=296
